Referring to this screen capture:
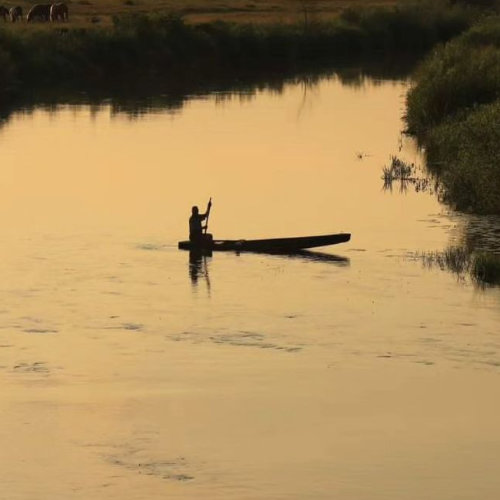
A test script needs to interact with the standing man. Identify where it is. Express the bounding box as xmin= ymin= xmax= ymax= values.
xmin=189 ymin=199 xmax=212 ymax=245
